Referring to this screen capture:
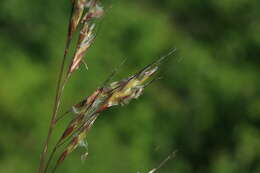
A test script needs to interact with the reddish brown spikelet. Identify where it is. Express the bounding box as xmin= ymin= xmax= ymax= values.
xmin=69 ymin=0 xmax=87 ymax=39
xmin=86 ymin=89 xmax=101 ymax=105
xmin=60 ymin=114 xmax=84 ymax=141
xmin=96 ymin=102 xmax=109 ymax=113
xmin=67 ymin=0 xmax=104 ymax=75
xmin=64 ymin=116 xmax=96 ymax=153
xmin=74 ymin=89 xmax=101 ymax=111
xmin=61 ymin=126 xmax=75 ymax=140
xmin=57 ymin=137 xmax=79 ymax=164
xmin=68 ymin=23 xmax=95 ymax=74
xmin=57 ymin=150 xmax=68 ymax=166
